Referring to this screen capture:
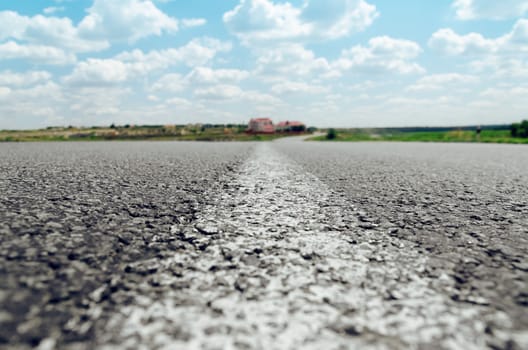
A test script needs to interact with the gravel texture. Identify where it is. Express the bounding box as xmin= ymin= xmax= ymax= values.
xmin=276 ymin=140 xmax=528 ymax=349
xmin=0 ymin=140 xmax=527 ymax=349
xmin=0 ymin=142 xmax=251 ymax=349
